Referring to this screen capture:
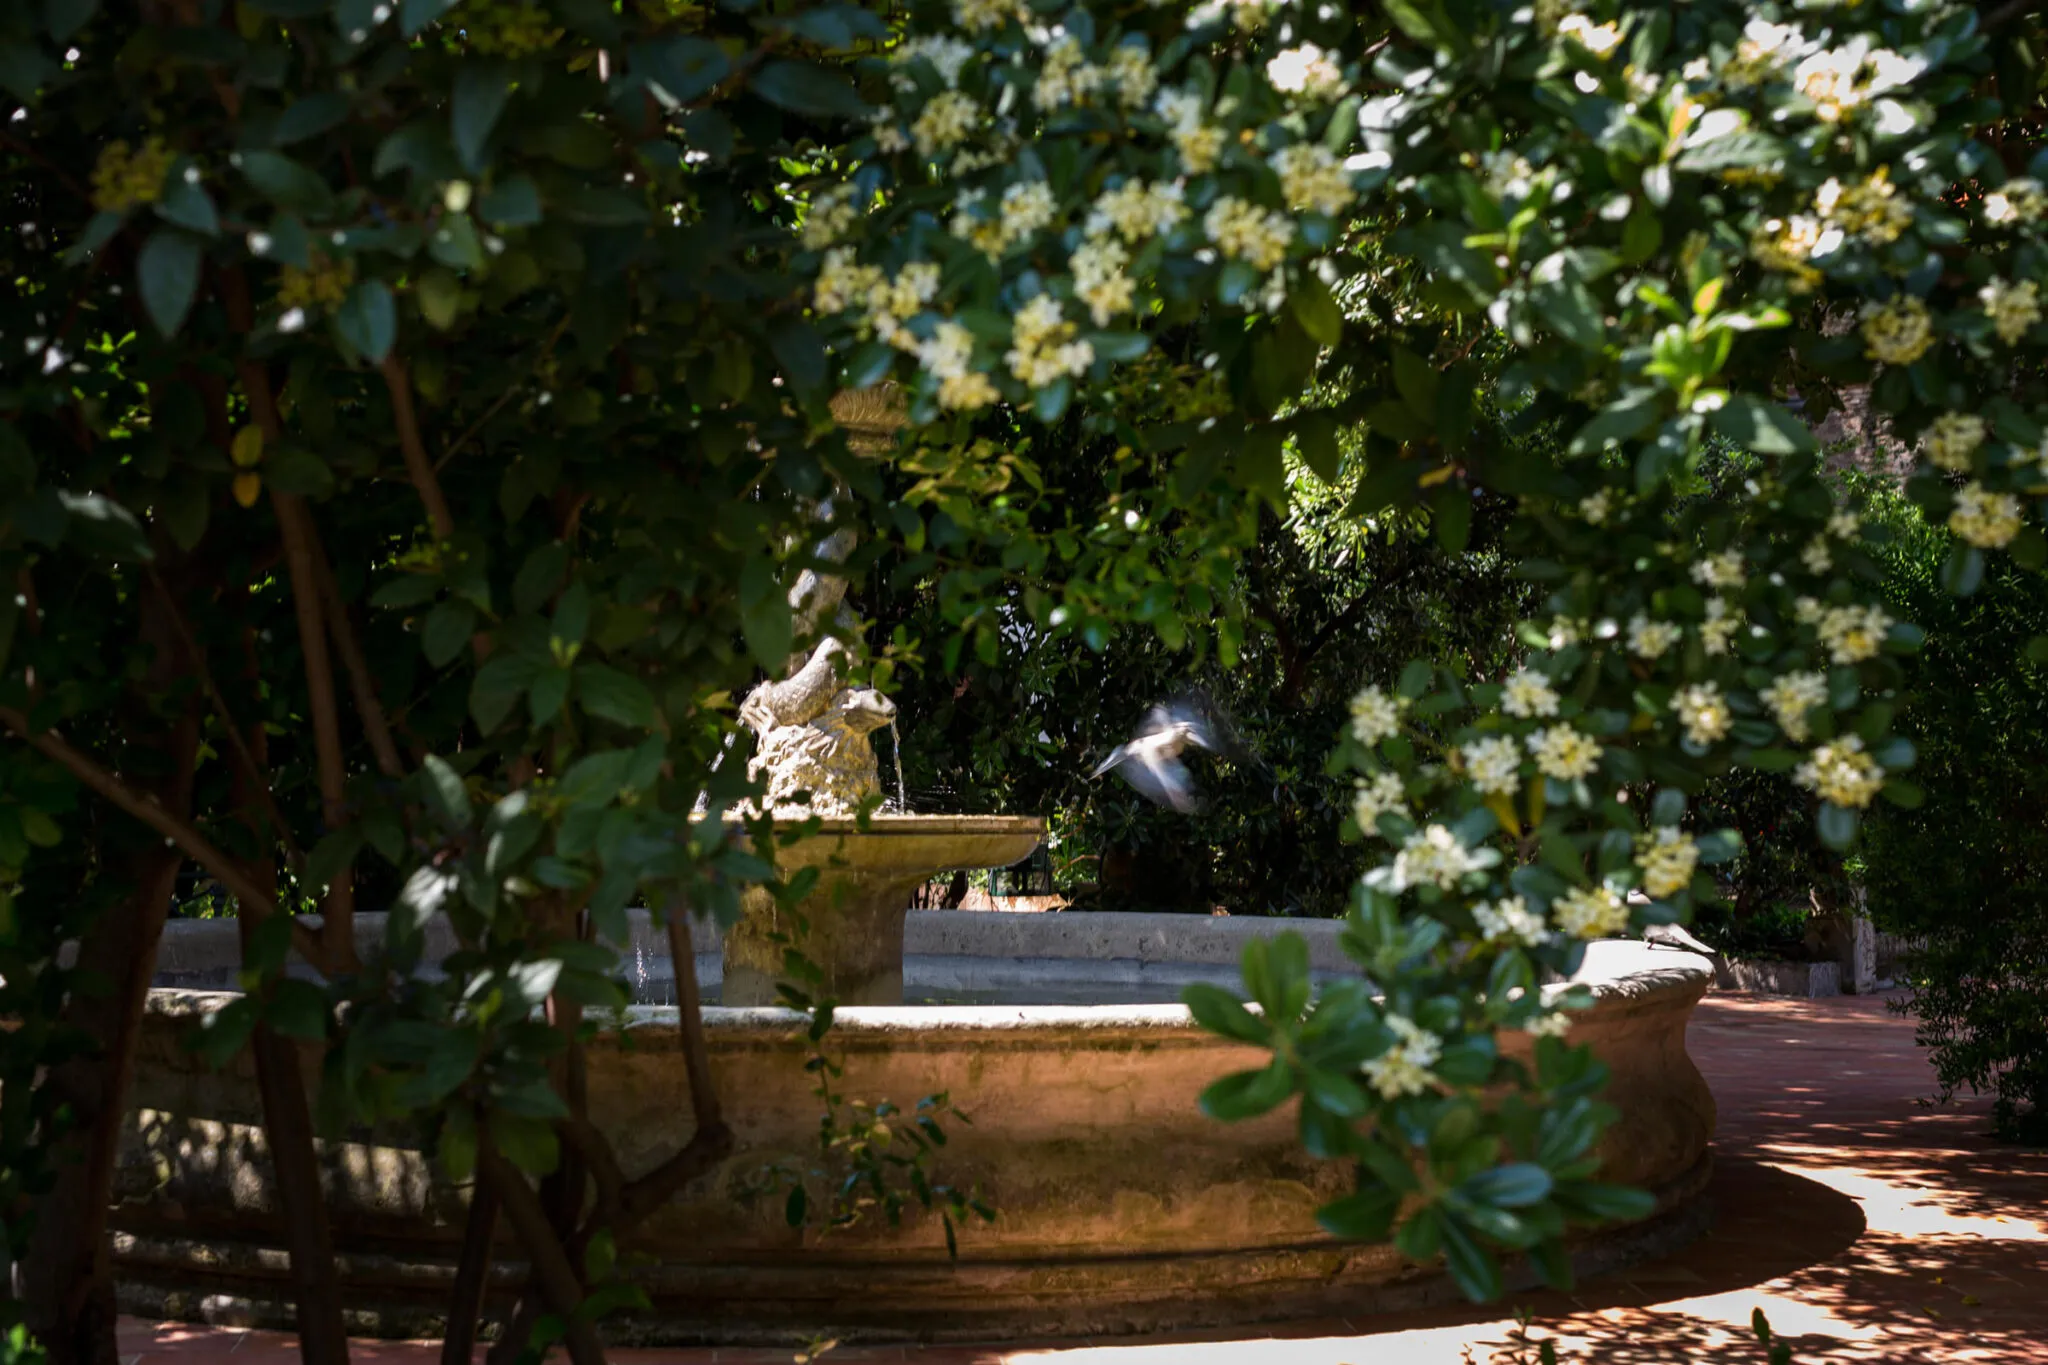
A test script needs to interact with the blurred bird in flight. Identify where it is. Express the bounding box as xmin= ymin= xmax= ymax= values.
xmin=1089 ymin=690 xmax=1267 ymax=814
